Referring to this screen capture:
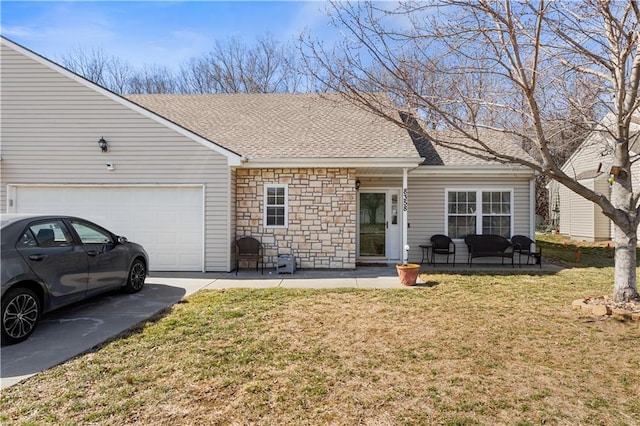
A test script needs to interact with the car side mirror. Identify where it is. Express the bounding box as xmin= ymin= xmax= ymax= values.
xmin=117 ymin=236 xmax=128 ymax=245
